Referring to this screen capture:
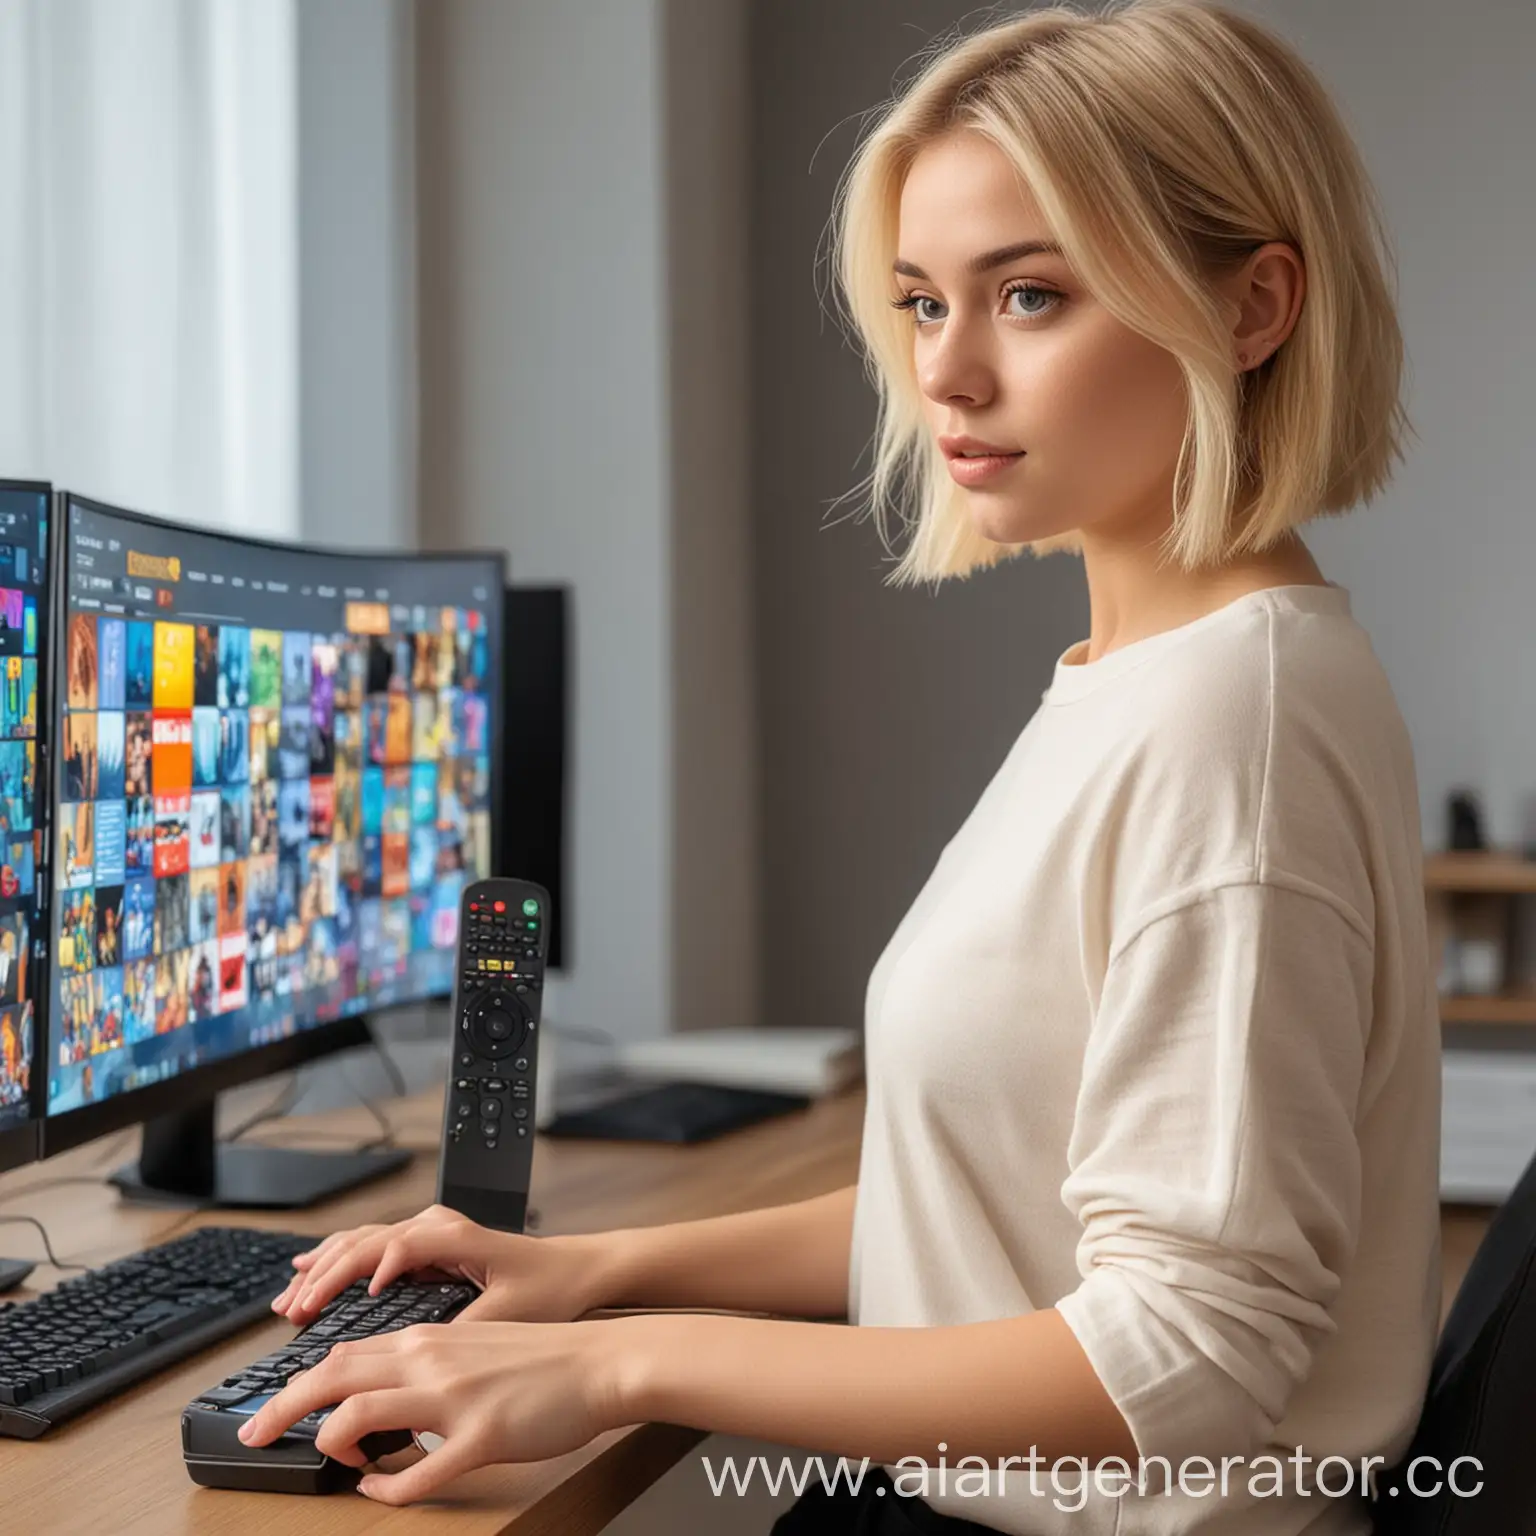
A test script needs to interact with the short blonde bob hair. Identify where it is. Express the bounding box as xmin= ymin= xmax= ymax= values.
xmin=830 ymin=0 xmax=1411 ymax=585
